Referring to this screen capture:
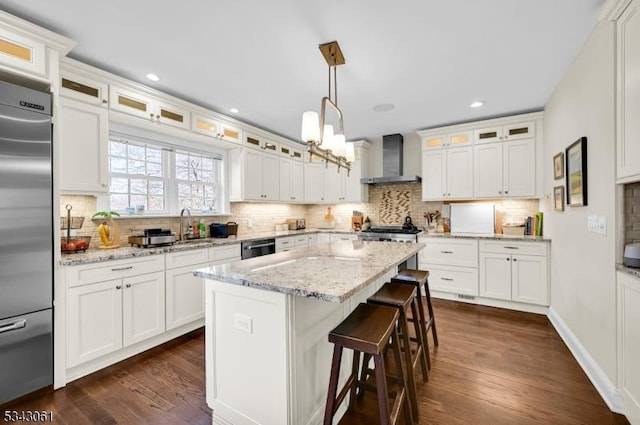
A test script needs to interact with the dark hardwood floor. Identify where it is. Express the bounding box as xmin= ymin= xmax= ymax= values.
xmin=2 ymin=299 xmax=630 ymax=425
